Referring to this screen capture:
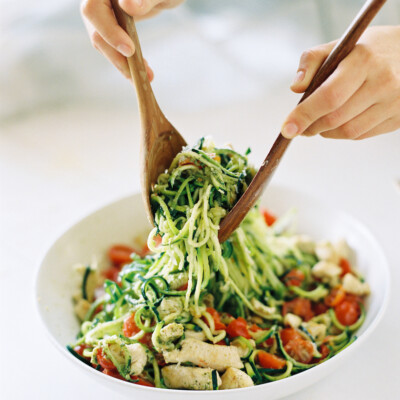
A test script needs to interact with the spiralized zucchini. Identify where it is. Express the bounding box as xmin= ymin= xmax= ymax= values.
xmin=69 ymin=138 xmax=369 ymax=390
